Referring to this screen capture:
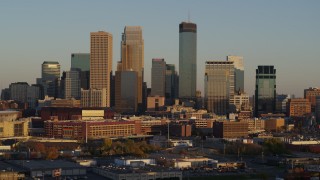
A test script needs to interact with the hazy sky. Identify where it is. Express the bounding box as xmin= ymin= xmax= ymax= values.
xmin=1 ymin=0 xmax=320 ymax=97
